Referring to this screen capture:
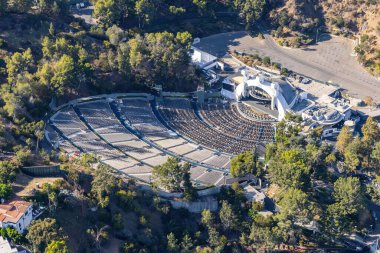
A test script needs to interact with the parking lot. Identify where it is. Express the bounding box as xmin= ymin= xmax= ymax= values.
xmin=195 ymin=31 xmax=380 ymax=101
